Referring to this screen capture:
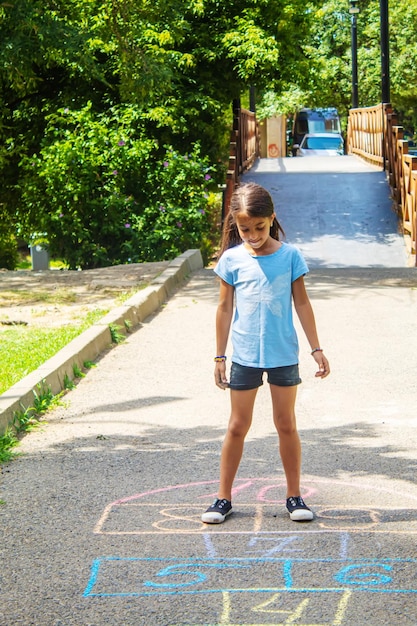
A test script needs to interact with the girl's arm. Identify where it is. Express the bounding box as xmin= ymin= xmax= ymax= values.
xmin=215 ymin=279 xmax=234 ymax=389
xmin=292 ymin=276 xmax=330 ymax=378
